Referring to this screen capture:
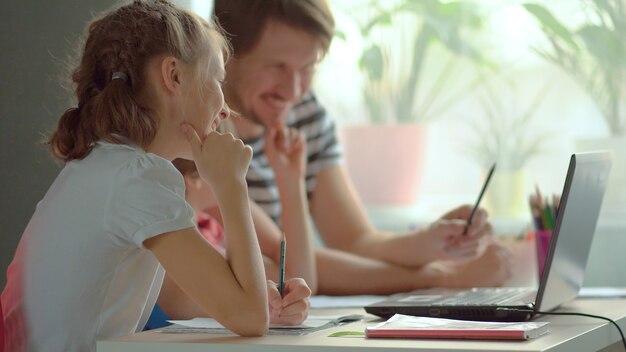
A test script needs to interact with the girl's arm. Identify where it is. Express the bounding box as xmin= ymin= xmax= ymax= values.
xmin=146 ymin=127 xmax=268 ymax=336
xmin=145 ymin=179 xmax=268 ymax=336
